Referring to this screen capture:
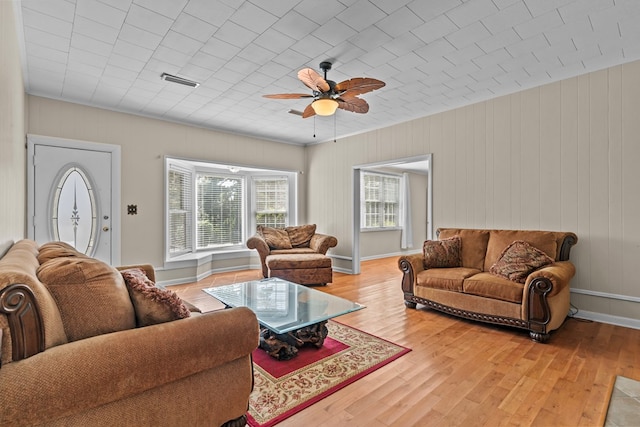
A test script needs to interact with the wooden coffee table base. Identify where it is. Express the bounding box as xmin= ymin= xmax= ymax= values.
xmin=259 ymin=321 xmax=329 ymax=360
